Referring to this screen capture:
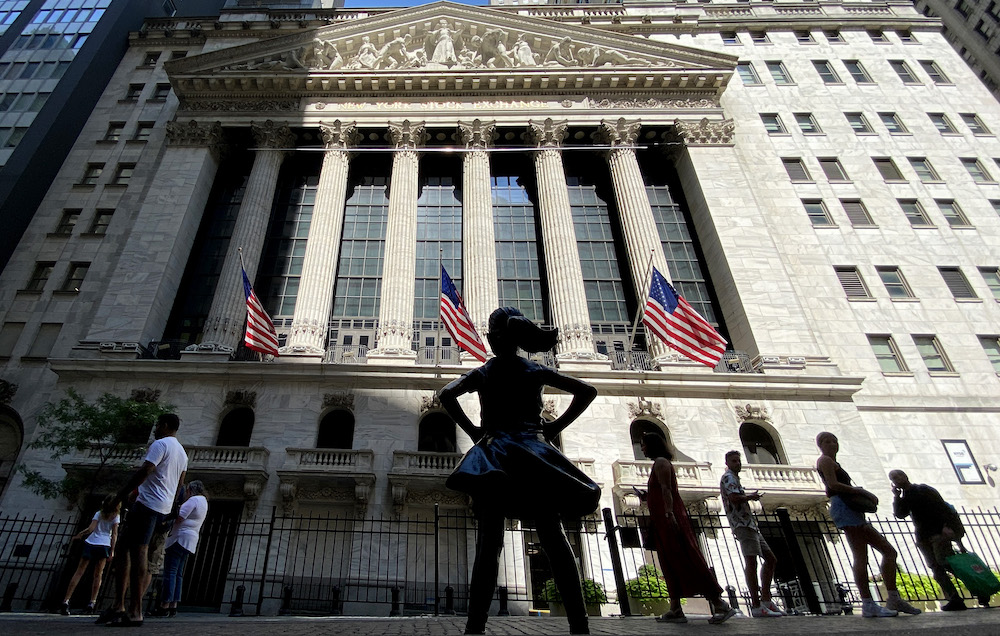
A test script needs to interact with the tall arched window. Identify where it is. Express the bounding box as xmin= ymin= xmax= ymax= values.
xmin=418 ymin=412 xmax=457 ymax=453
xmin=739 ymin=422 xmax=782 ymax=464
xmin=216 ymin=407 xmax=254 ymax=447
xmin=317 ymin=410 xmax=354 ymax=450
xmin=630 ymin=420 xmax=666 ymax=460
